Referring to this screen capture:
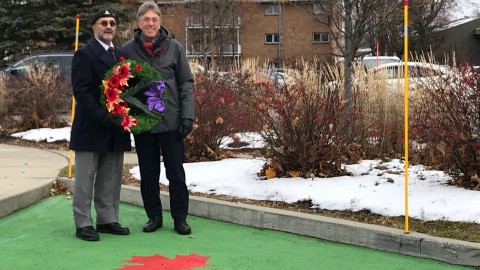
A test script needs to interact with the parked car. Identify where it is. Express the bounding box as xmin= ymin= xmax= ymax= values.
xmin=372 ymin=61 xmax=452 ymax=91
xmin=327 ymin=61 xmax=451 ymax=92
xmin=2 ymin=52 xmax=73 ymax=78
xmin=1 ymin=52 xmax=74 ymax=115
xmin=374 ymin=62 xmax=447 ymax=78
xmin=362 ymin=56 xmax=402 ymax=69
